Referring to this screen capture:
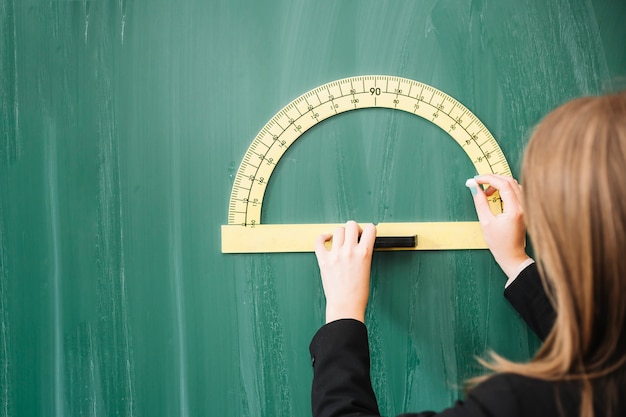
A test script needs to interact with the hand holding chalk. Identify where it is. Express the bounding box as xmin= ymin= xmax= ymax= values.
xmin=467 ymin=175 xmax=530 ymax=279
xmin=465 ymin=178 xmax=478 ymax=195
